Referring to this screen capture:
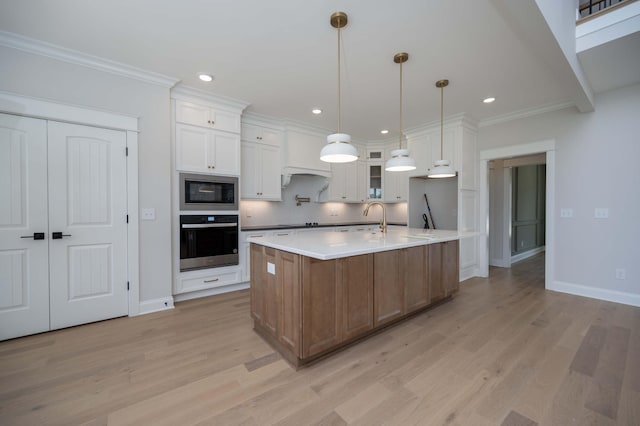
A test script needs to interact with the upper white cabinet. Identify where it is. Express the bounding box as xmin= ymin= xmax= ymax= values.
xmin=240 ymin=120 xmax=283 ymax=200
xmin=175 ymin=100 xmax=240 ymax=134
xmin=383 ymin=147 xmax=409 ymax=202
xmin=175 ymin=123 xmax=240 ymax=175
xmin=282 ymin=127 xmax=331 ymax=174
xmin=242 ymin=123 xmax=282 ymax=146
xmin=326 ymin=162 xmax=363 ymax=202
xmin=241 ymin=141 xmax=281 ymax=200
